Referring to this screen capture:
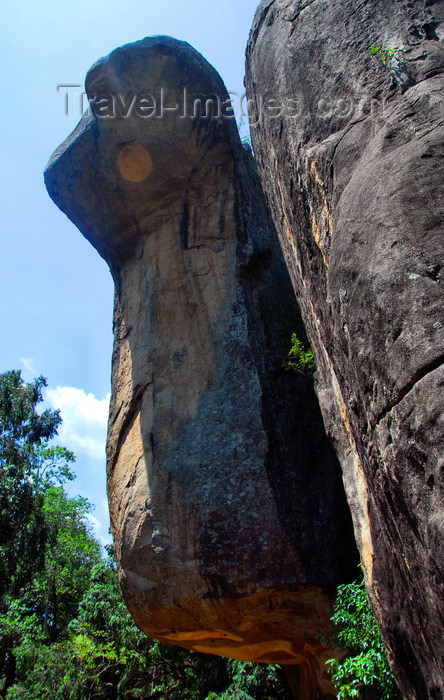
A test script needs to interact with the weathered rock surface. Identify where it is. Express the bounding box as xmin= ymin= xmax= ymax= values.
xmin=45 ymin=36 xmax=357 ymax=694
xmin=246 ymin=1 xmax=444 ymax=697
